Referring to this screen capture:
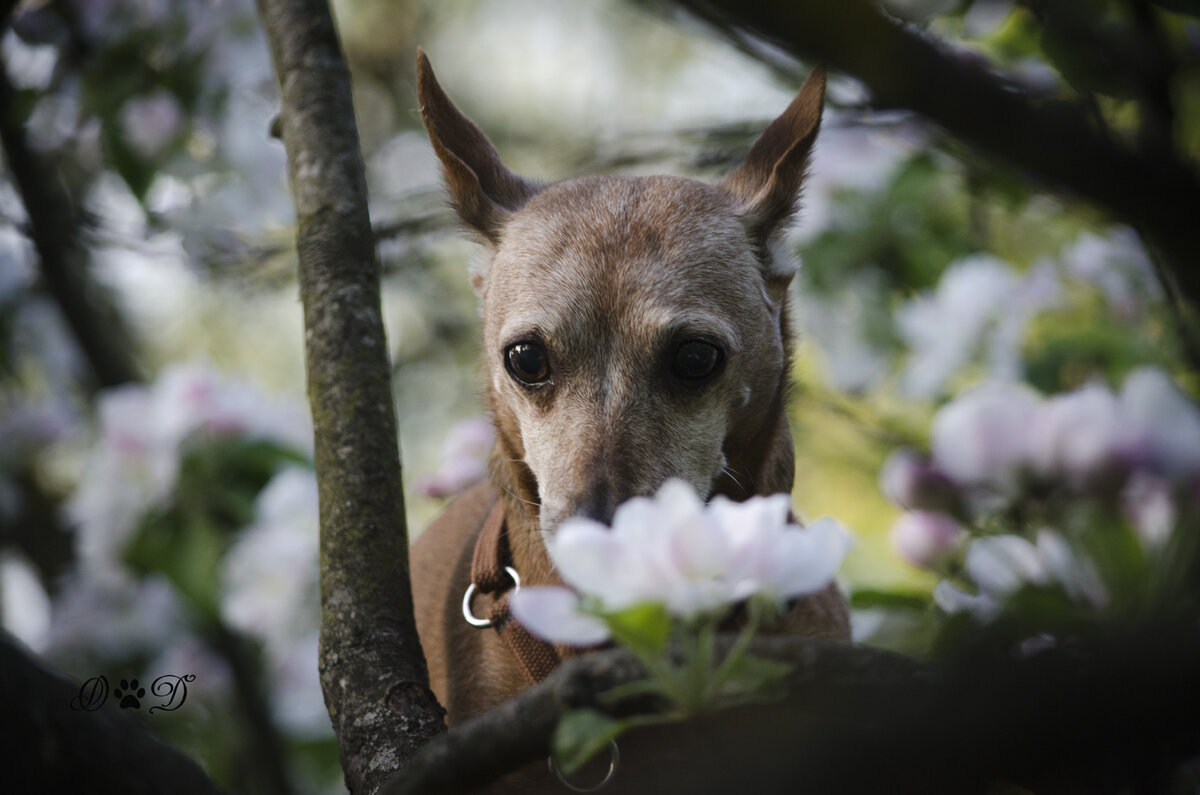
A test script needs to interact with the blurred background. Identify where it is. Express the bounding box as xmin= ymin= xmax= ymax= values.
xmin=1 ymin=0 xmax=1197 ymax=792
